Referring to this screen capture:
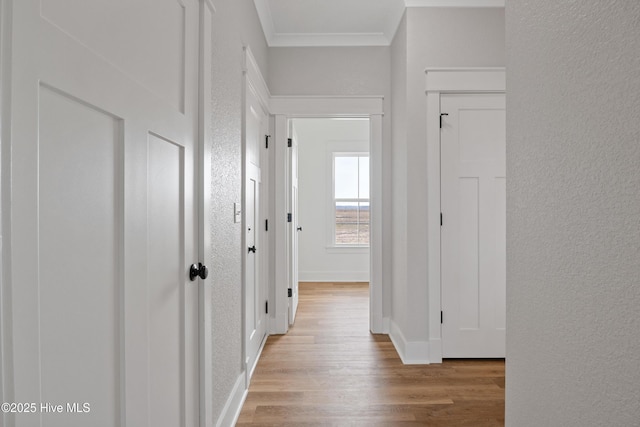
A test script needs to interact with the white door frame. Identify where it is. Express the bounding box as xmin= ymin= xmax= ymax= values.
xmin=425 ymin=68 xmax=505 ymax=363
xmin=270 ymin=96 xmax=385 ymax=334
xmin=198 ymin=1 xmax=216 ymax=424
xmin=242 ymin=46 xmax=270 ymax=385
